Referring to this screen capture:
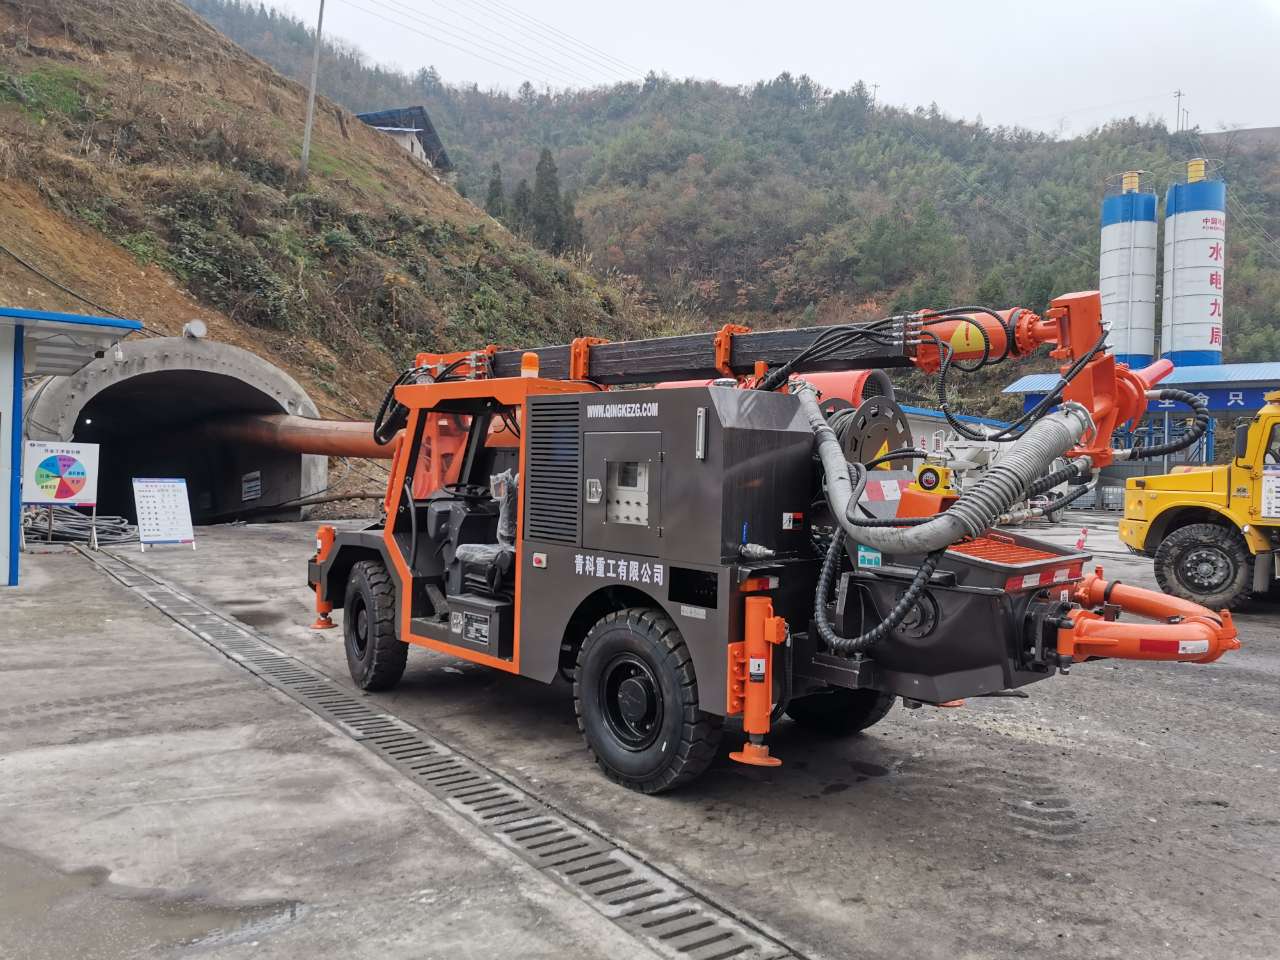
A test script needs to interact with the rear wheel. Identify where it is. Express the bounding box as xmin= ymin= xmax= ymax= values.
xmin=1153 ymin=523 xmax=1253 ymax=610
xmin=574 ymin=608 xmax=722 ymax=794
xmin=785 ymin=687 xmax=896 ymax=736
xmin=343 ymin=560 xmax=407 ymax=691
